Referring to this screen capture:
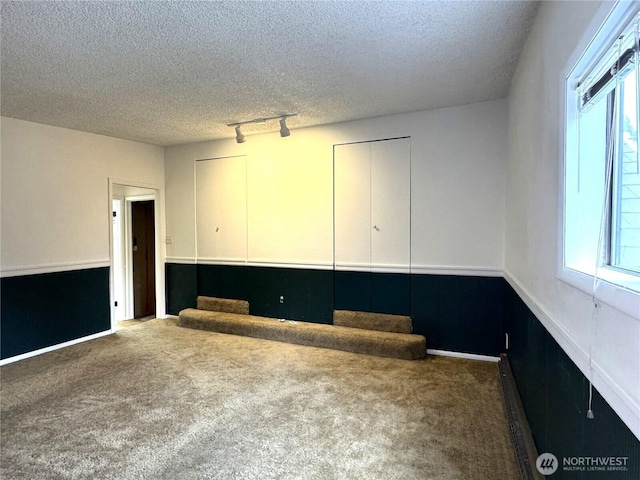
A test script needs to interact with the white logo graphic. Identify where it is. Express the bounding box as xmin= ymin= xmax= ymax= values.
xmin=536 ymin=453 xmax=559 ymax=475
